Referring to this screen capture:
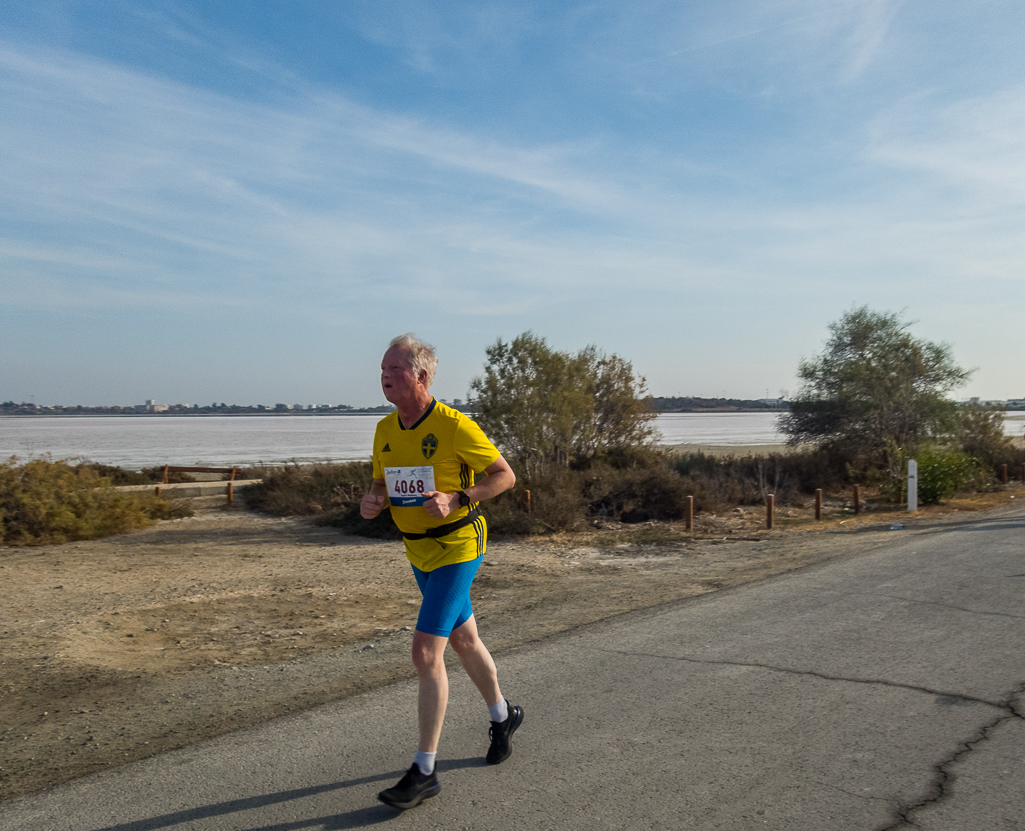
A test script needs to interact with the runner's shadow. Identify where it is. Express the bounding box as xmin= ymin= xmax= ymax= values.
xmin=88 ymin=758 xmax=485 ymax=831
